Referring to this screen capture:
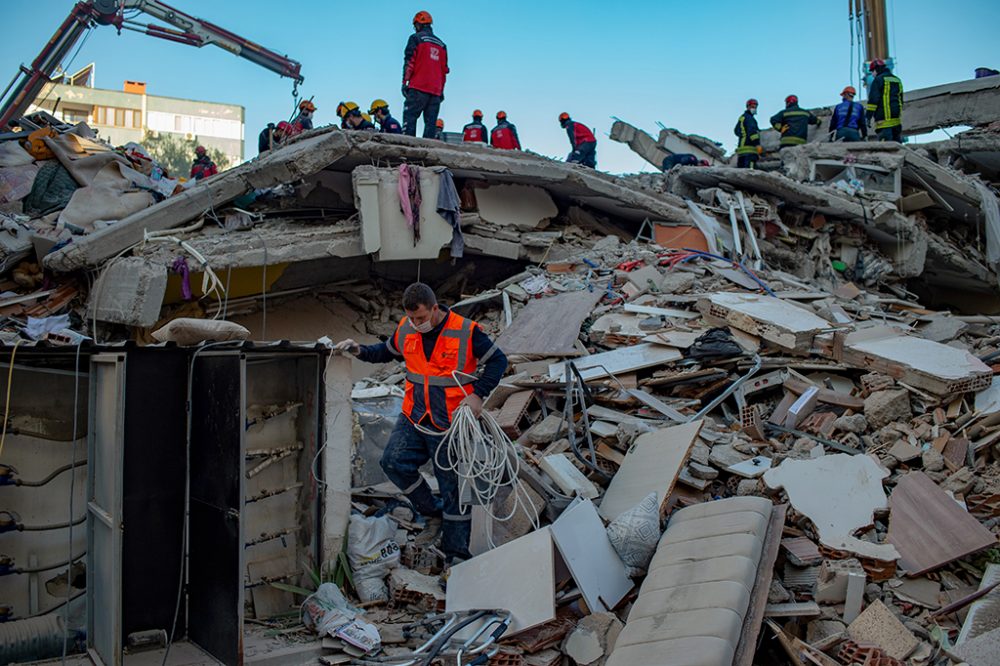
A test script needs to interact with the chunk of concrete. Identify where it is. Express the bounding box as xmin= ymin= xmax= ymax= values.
xmin=864 ymin=389 xmax=911 ymax=429
xmin=526 ymin=414 xmax=565 ymax=445
xmin=815 ymin=558 xmax=864 ymax=604
xmin=88 ymin=257 xmax=167 ymax=327
xmin=475 ymin=184 xmax=557 ymax=231
xmin=563 ymin=612 xmax=623 ymax=666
